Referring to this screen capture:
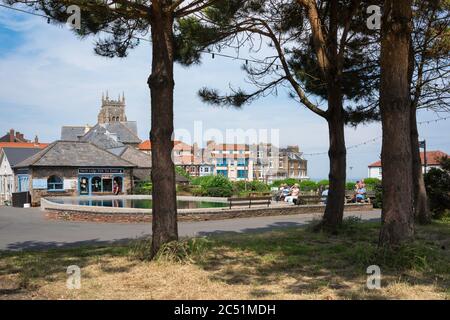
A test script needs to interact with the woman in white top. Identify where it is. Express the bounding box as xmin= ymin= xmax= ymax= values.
xmin=285 ymin=184 xmax=300 ymax=204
